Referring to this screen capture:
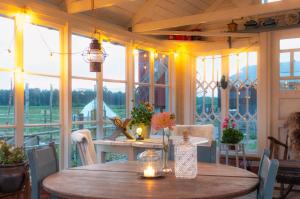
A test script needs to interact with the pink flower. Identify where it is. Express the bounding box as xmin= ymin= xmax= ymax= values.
xmin=151 ymin=112 xmax=176 ymax=131
xmin=222 ymin=123 xmax=228 ymax=129
xmin=232 ymin=123 xmax=236 ymax=128
xmin=224 ymin=117 xmax=229 ymax=122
